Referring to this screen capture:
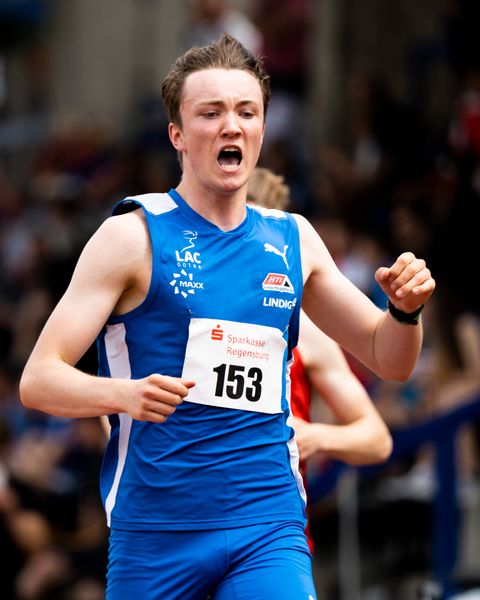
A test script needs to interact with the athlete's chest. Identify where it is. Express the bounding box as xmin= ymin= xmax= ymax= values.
xmin=151 ymin=219 xmax=300 ymax=328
